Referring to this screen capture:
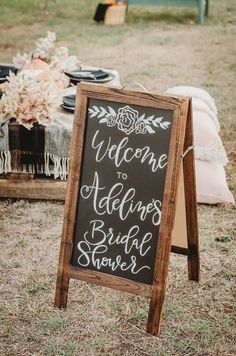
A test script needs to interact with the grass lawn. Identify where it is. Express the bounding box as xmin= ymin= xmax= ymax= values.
xmin=0 ymin=0 xmax=236 ymax=355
